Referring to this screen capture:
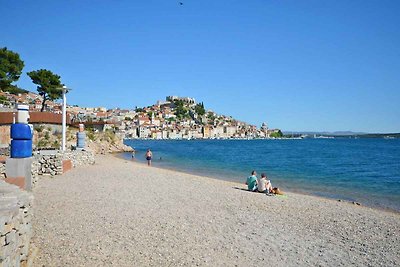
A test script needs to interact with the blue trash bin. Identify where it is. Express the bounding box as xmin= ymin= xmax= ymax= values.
xmin=11 ymin=123 xmax=33 ymax=140
xmin=11 ymin=139 xmax=33 ymax=158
